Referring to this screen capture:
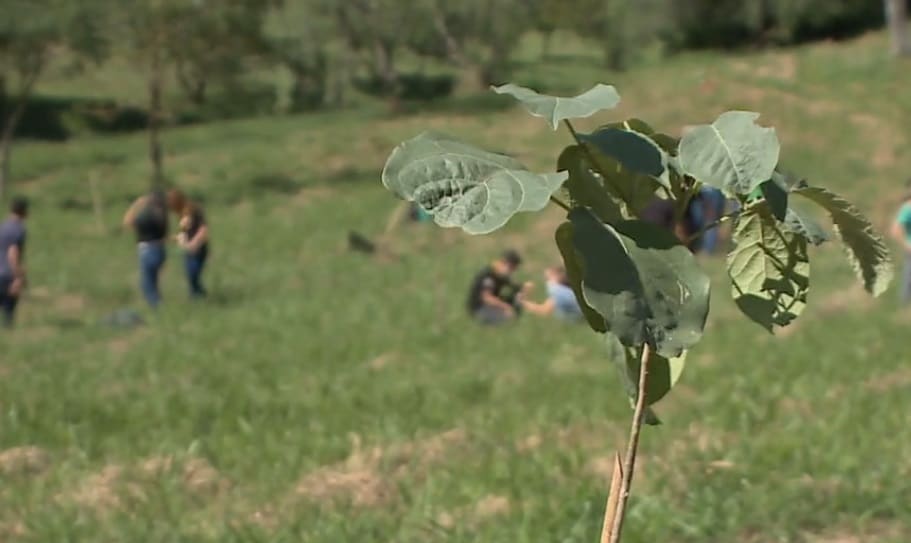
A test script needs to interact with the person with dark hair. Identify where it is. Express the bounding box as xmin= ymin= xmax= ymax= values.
xmin=123 ymin=189 xmax=169 ymax=308
xmin=168 ymin=189 xmax=210 ymax=299
xmin=891 ymin=184 xmax=911 ymax=303
xmin=467 ymin=249 xmax=528 ymax=325
xmin=520 ymin=265 xmax=583 ymax=322
xmin=0 ymin=197 xmax=29 ymax=327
